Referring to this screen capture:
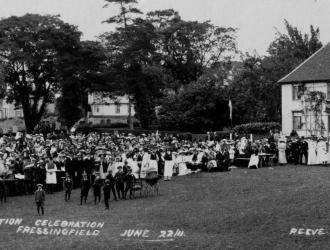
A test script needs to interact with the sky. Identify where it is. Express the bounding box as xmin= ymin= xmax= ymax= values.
xmin=0 ymin=0 xmax=329 ymax=55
